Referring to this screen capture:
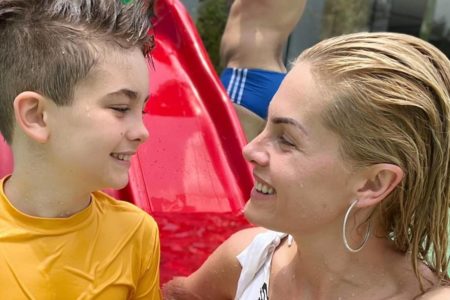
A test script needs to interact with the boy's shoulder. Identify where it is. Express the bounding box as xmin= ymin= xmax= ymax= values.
xmin=92 ymin=190 xmax=158 ymax=232
xmin=93 ymin=190 xmax=149 ymax=213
